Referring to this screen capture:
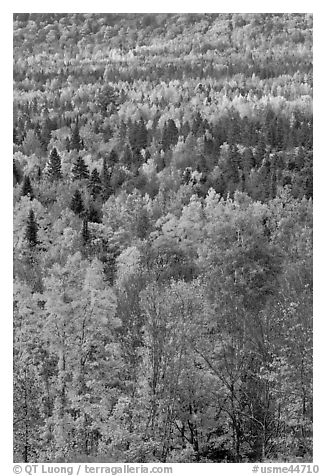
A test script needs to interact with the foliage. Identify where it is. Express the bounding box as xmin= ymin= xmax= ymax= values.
xmin=13 ymin=13 xmax=313 ymax=463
